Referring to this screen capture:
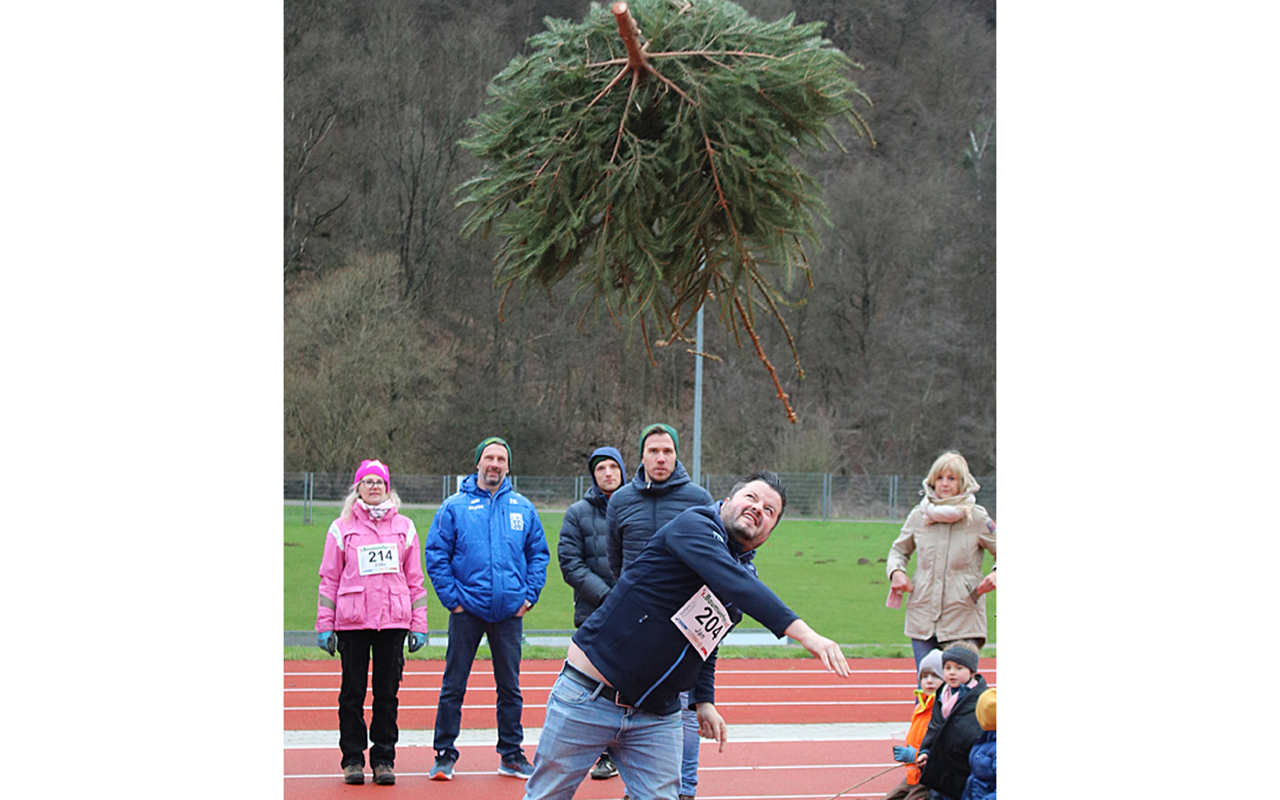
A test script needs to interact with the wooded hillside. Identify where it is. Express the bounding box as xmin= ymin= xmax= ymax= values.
xmin=284 ymin=0 xmax=996 ymax=477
